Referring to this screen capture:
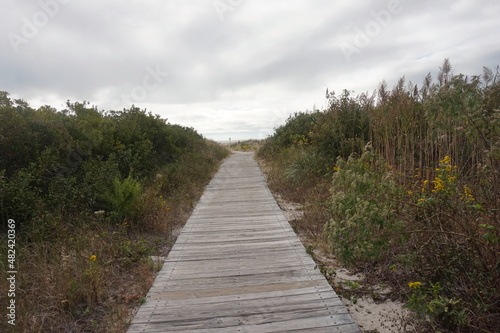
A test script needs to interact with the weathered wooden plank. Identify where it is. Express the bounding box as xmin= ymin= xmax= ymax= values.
xmin=131 ymin=305 xmax=351 ymax=329
xmin=128 ymin=314 xmax=356 ymax=333
xmin=156 ymin=261 xmax=309 ymax=276
xmin=137 ymin=287 xmax=342 ymax=312
xmin=146 ymin=280 xmax=327 ymax=298
xmin=127 ymin=152 xmax=359 ymax=332
xmin=149 ymin=275 xmax=325 ymax=292
xmin=132 ymin=293 xmax=346 ymax=321
xmin=142 ymin=285 xmax=335 ymax=307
